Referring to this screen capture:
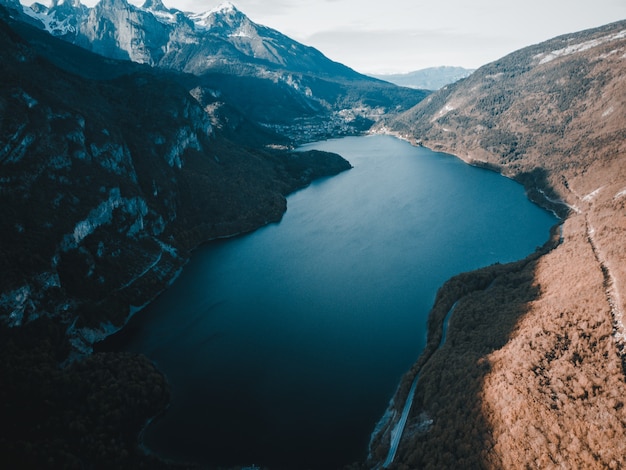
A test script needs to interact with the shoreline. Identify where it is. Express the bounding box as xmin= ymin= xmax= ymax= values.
xmin=367 ymin=134 xmax=626 ymax=468
xmin=103 ymin=131 xmax=562 ymax=469
xmin=91 ymin=143 xmax=356 ymax=468
xmin=367 ymin=224 xmax=563 ymax=466
xmin=366 ymin=129 xmax=567 ymax=466
xmin=370 ymin=128 xmax=571 ymax=220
